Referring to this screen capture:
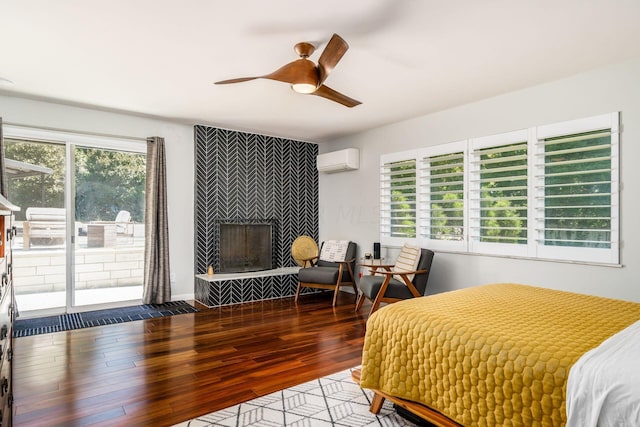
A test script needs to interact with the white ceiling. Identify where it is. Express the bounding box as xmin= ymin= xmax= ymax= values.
xmin=2 ymin=0 xmax=640 ymax=143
